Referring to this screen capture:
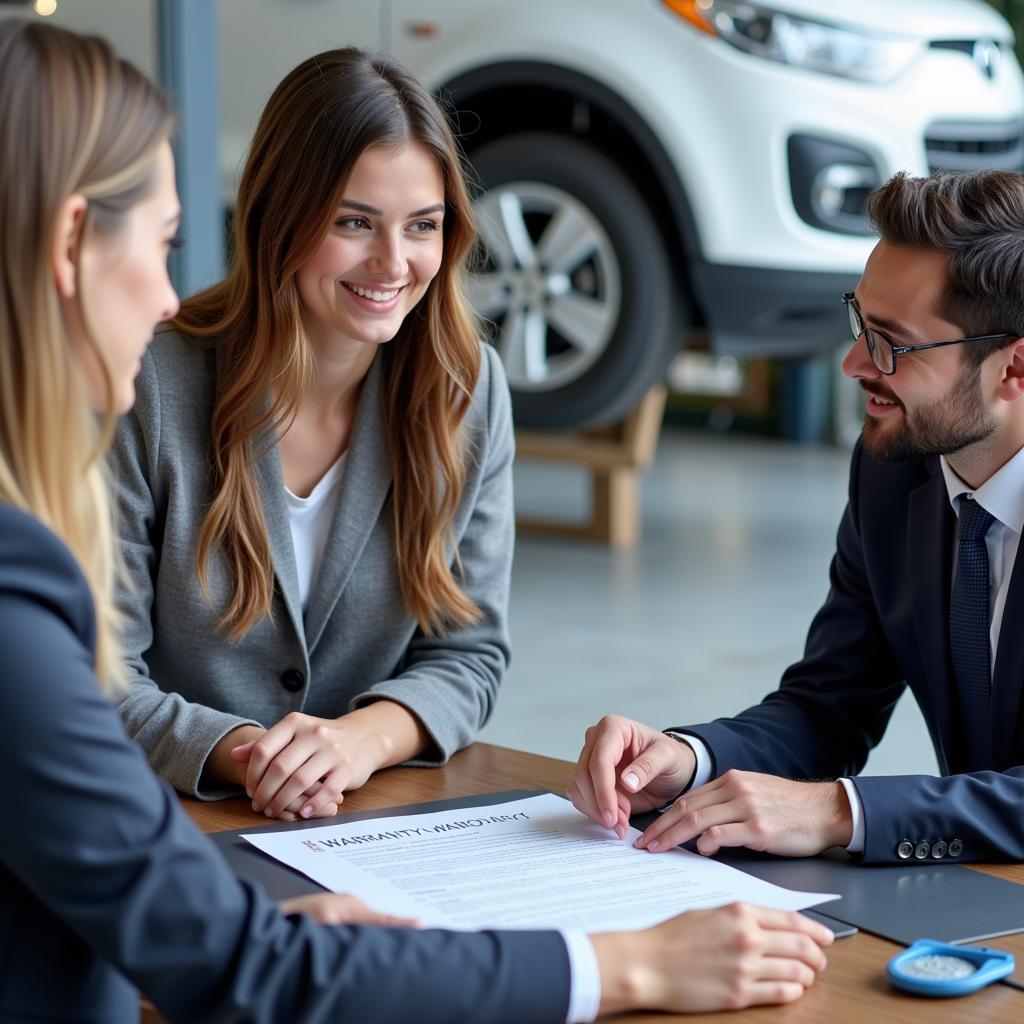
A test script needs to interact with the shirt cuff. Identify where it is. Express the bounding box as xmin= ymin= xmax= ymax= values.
xmin=560 ymin=930 xmax=601 ymax=1024
xmin=838 ymin=777 xmax=865 ymax=853
xmin=666 ymin=732 xmax=714 ymax=791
